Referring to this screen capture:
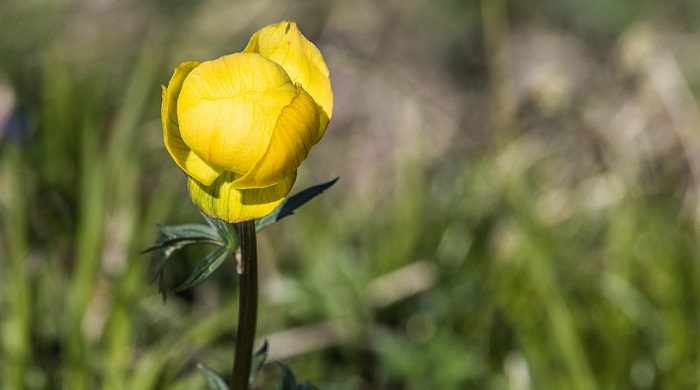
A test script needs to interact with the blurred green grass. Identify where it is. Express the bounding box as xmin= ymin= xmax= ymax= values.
xmin=2 ymin=0 xmax=700 ymax=388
